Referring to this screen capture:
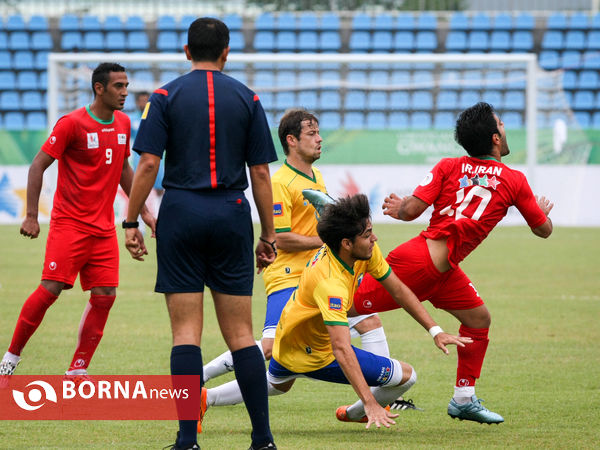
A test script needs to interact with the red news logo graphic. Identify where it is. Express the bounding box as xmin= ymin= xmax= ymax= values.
xmin=1 ymin=375 xmax=201 ymax=420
